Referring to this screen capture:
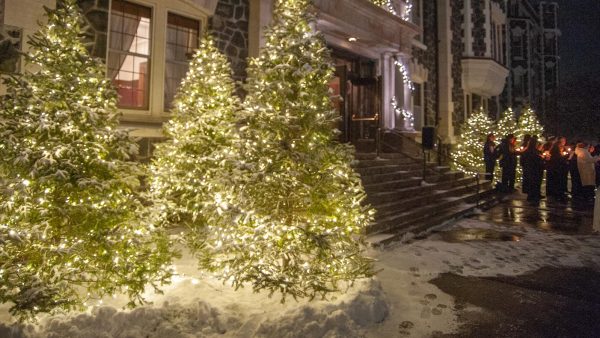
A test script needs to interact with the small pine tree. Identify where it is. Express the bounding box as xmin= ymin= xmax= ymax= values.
xmin=495 ymin=108 xmax=518 ymax=140
xmin=451 ymin=109 xmax=494 ymax=176
xmin=201 ymin=0 xmax=374 ymax=300
xmin=0 ymin=0 xmax=173 ymax=320
xmin=517 ymin=105 xmax=545 ymax=141
xmin=149 ymin=36 xmax=241 ymax=252
xmin=494 ymin=108 xmax=518 ymax=182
